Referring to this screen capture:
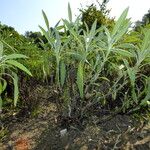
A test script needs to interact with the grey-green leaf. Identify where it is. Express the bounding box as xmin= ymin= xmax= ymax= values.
xmin=60 ymin=61 xmax=66 ymax=87
xmin=6 ymin=60 xmax=32 ymax=76
xmin=42 ymin=10 xmax=50 ymax=31
xmin=112 ymin=7 xmax=129 ymax=36
xmin=12 ymin=73 xmax=19 ymax=107
xmin=6 ymin=54 xmax=28 ymax=60
xmin=77 ymin=62 xmax=84 ymax=99
xmin=0 ymin=41 xmax=3 ymax=57
xmin=68 ymin=3 xmax=72 ymax=22
xmin=0 ymin=96 xmax=2 ymax=110
xmin=141 ymin=29 xmax=150 ymax=51
xmin=114 ymin=49 xmax=134 ymax=57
